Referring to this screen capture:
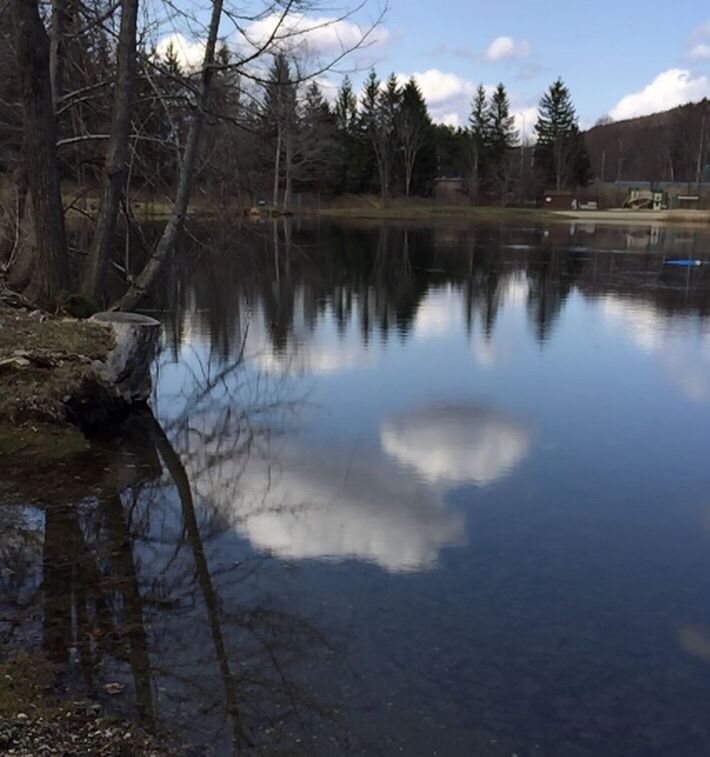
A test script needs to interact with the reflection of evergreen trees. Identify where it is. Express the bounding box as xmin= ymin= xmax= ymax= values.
xmin=526 ymin=243 xmax=584 ymax=344
xmin=154 ymin=220 xmax=710 ymax=359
